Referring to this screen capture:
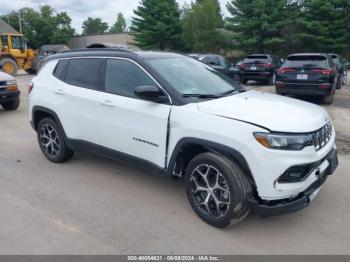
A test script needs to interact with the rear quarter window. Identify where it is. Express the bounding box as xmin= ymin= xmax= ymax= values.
xmin=53 ymin=60 xmax=68 ymax=80
xmin=284 ymin=55 xmax=328 ymax=68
